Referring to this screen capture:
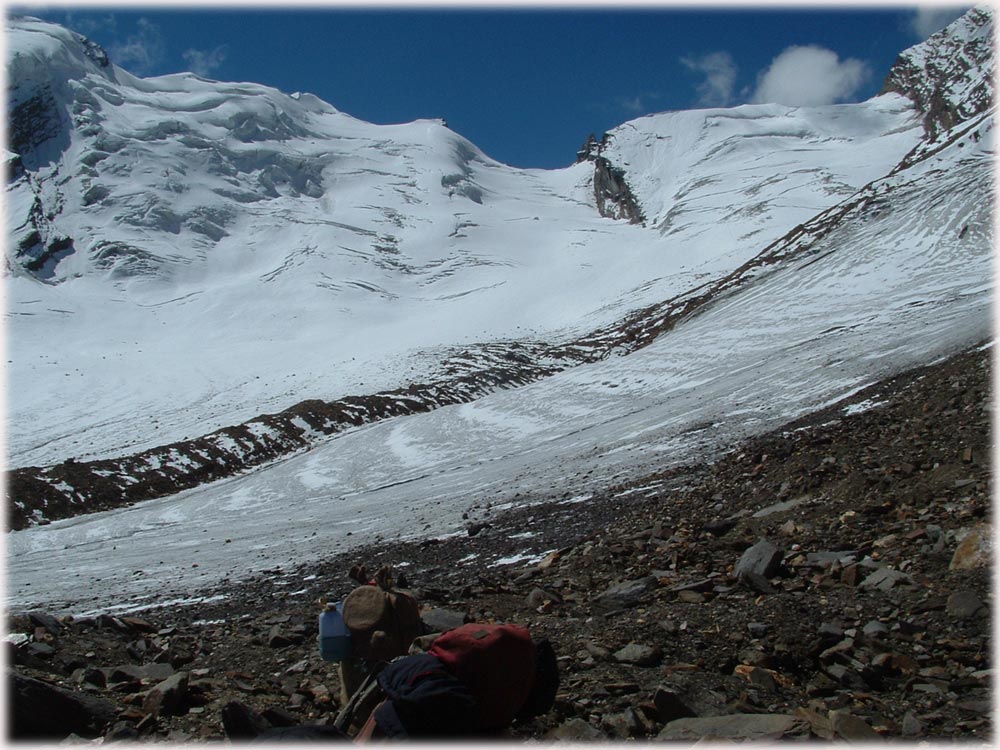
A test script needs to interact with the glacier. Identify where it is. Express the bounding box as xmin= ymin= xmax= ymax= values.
xmin=6 ymin=16 xmax=928 ymax=469
xmin=4 ymin=10 xmax=993 ymax=614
